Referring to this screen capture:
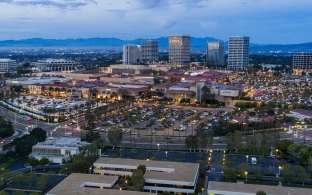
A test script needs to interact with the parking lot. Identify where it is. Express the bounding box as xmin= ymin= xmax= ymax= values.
xmin=6 ymin=95 xmax=106 ymax=119
xmin=98 ymin=105 xmax=219 ymax=137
